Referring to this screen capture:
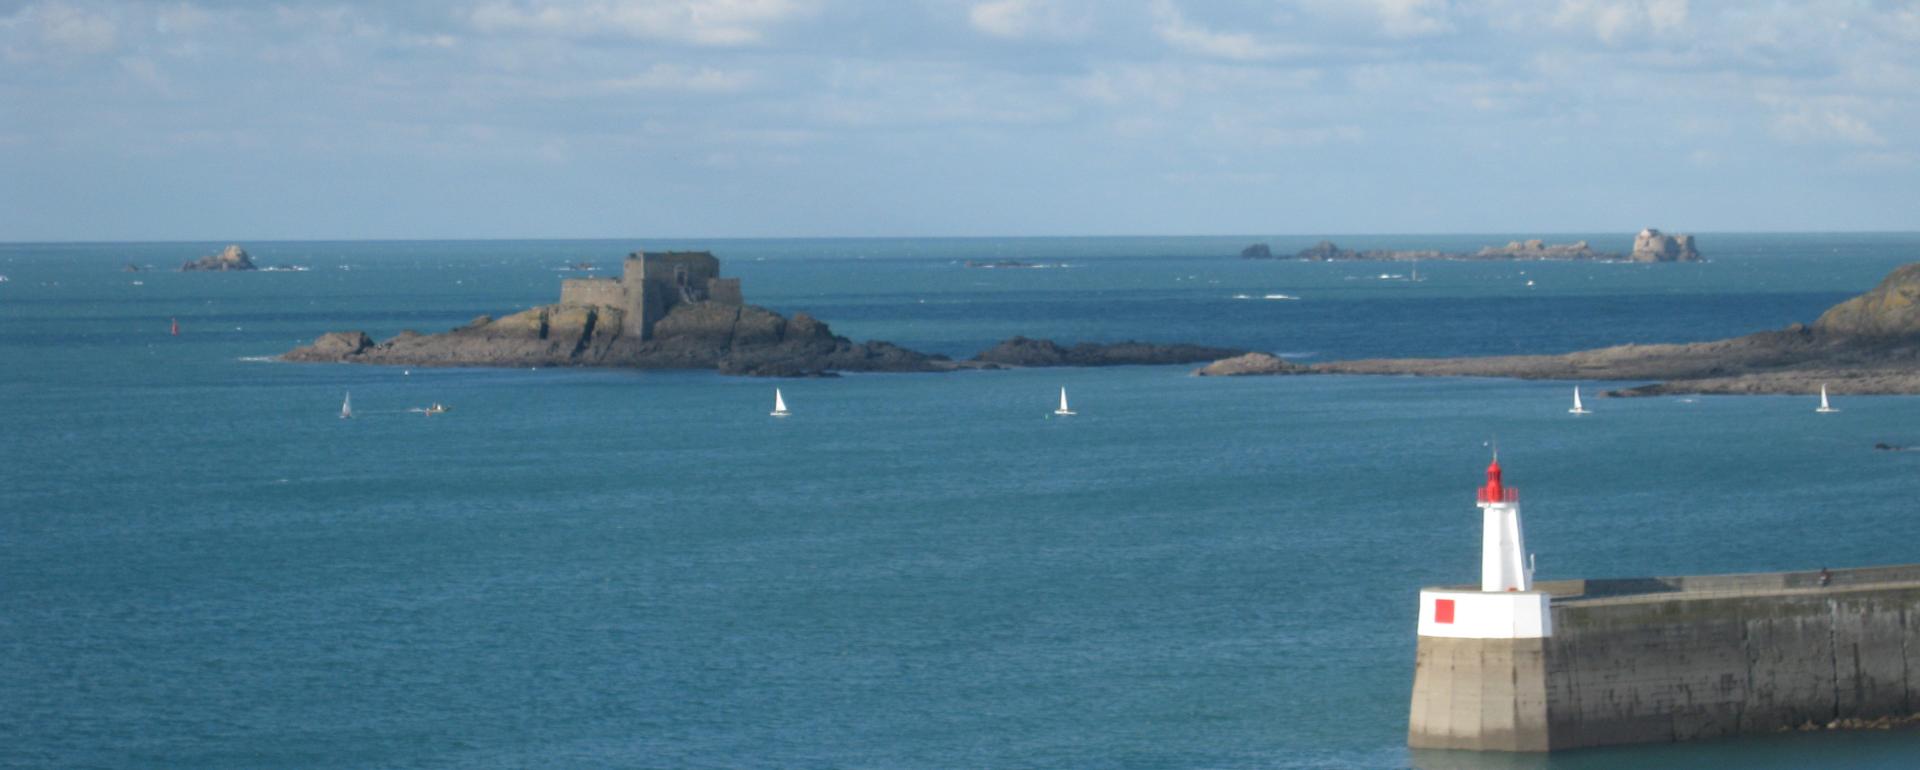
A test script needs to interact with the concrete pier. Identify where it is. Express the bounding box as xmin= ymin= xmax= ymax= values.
xmin=1409 ymin=564 xmax=1920 ymax=751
